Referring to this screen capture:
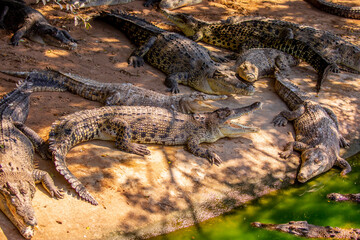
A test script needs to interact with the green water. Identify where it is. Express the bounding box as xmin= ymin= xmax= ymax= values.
xmin=152 ymin=152 xmax=360 ymax=240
